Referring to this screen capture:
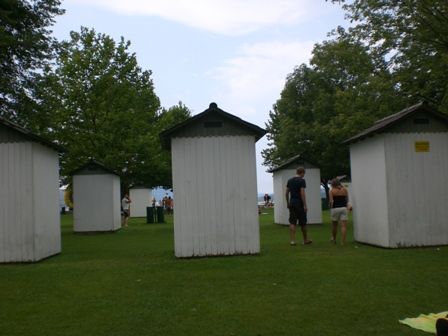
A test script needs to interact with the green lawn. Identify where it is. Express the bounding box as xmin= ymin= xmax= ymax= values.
xmin=1 ymin=209 xmax=447 ymax=336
